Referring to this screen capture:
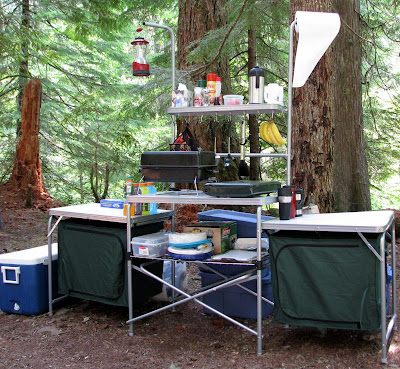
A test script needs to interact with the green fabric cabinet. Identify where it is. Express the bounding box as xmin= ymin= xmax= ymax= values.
xmin=269 ymin=231 xmax=384 ymax=330
xmin=57 ymin=218 xmax=163 ymax=307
